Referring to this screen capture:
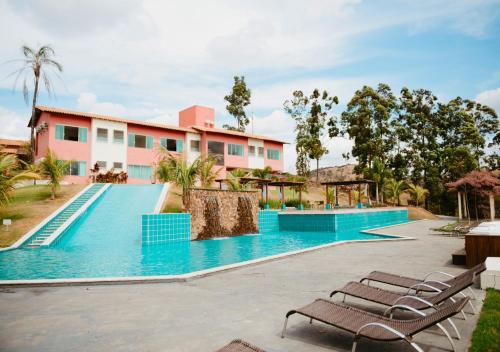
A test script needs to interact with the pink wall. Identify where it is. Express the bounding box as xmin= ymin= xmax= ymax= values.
xmin=127 ymin=123 xmax=185 ymax=165
xmin=36 ymin=112 xmax=91 ymax=184
xmin=205 ymin=132 xmax=249 ymax=169
xmin=178 ymin=105 xmax=215 ymax=128
xmin=35 ymin=115 xmax=50 ymax=161
xmin=127 ymin=123 xmax=185 ymax=183
xmin=264 ymin=141 xmax=284 ymax=171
